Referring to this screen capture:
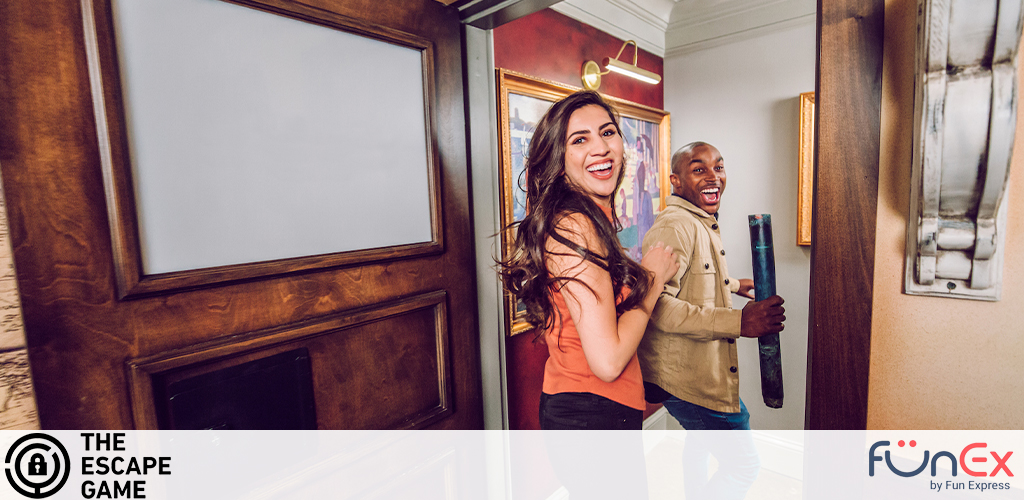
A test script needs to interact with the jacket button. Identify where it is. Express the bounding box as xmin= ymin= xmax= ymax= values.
xmin=721 ymin=249 xmax=726 ymax=255
xmin=704 ymin=263 xmax=710 ymax=269
xmin=724 ymin=279 xmax=730 ymax=285
xmin=727 ymin=339 xmax=735 ymax=344
xmin=712 ymin=224 xmax=719 ymax=230
xmin=730 ymin=366 xmax=737 ymax=373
